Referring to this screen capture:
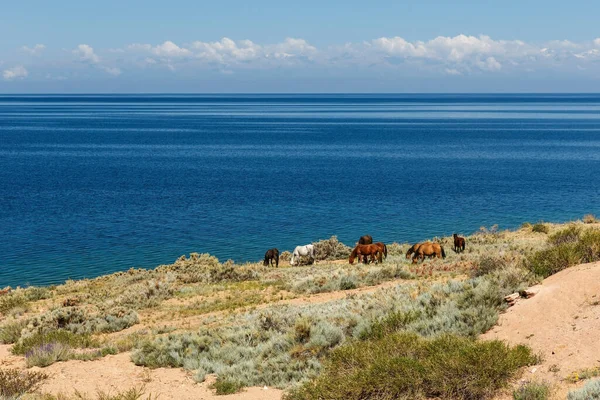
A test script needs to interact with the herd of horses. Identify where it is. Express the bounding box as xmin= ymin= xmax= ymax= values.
xmin=263 ymin=233 xmax=467 ymax=267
